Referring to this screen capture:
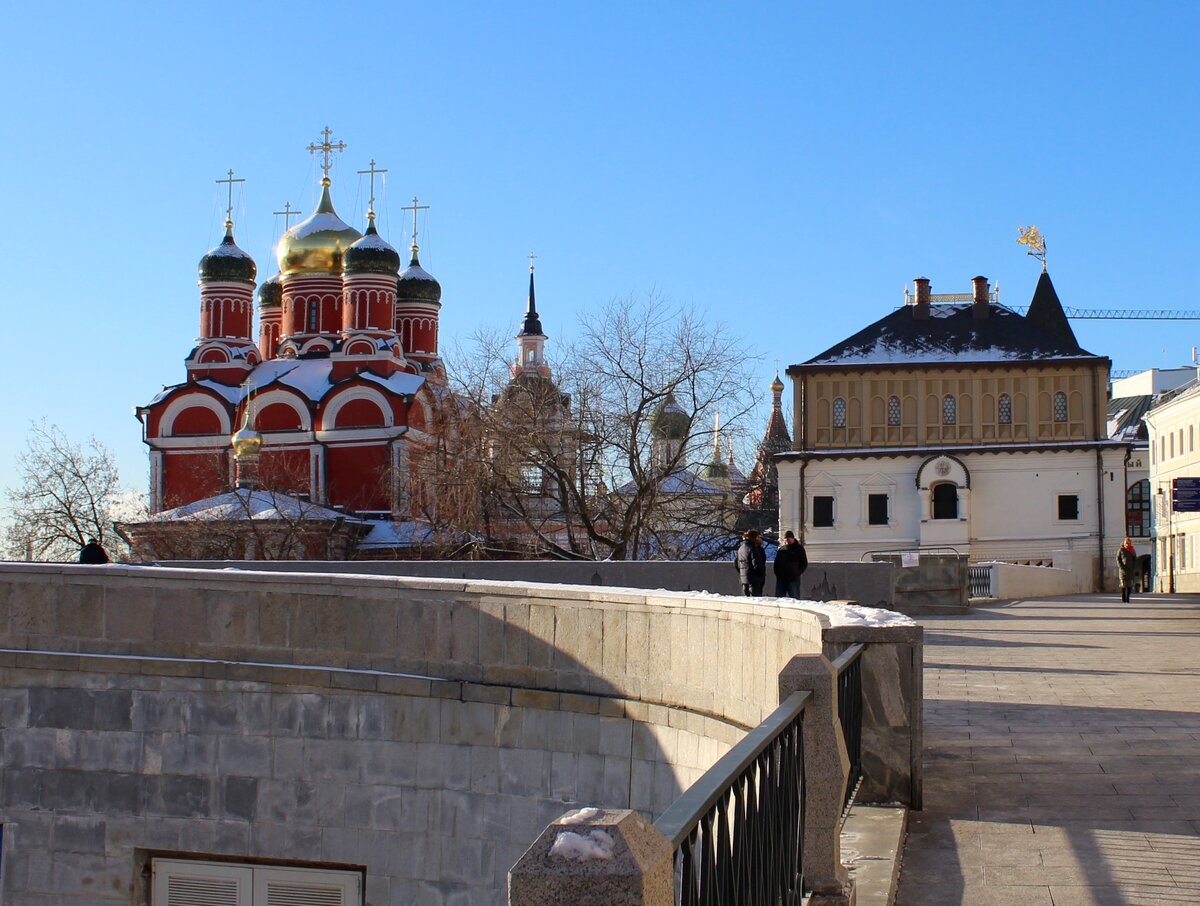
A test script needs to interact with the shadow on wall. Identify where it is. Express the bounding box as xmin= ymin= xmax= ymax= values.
xmin=0 ymin=564 xmax=709 ymax=905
